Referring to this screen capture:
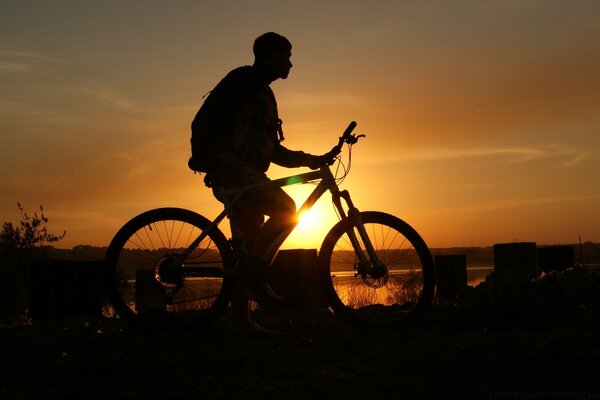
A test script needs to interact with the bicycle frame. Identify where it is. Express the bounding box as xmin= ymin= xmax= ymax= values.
xmin=180 ymin=163 xmax=380 ymax=275
xmin=105 ymin=120 xmax=436 ymax=327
